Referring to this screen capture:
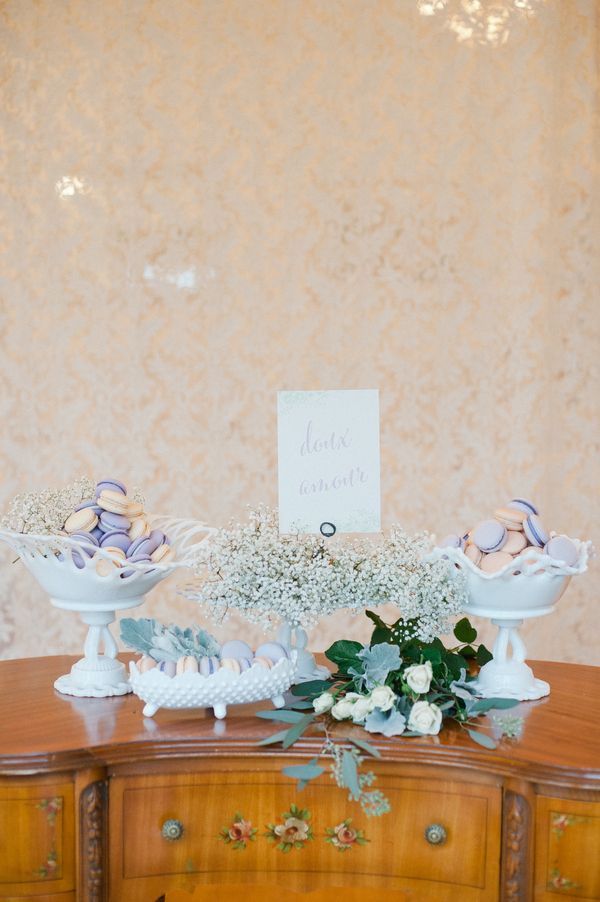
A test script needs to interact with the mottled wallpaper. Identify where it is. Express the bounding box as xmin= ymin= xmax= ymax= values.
xmin=0 ymin=0 xmax=598 ymax=663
